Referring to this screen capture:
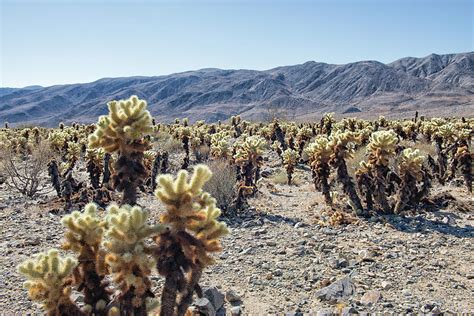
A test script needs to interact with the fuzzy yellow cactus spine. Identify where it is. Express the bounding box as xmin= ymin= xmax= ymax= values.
xmin=88 ymin=95 xmax=152 ymax=205
xmin=62 ymin=203 xmax=110 ymax=314
xmin=17 ymin=249 xmax=82 ymax=316
xmin=154 ymin=165 xmax=229 ymax=315
xmin=103 ymin=203 xmax=166 ymax=315
xmin=282 ymin=148 xmax=299 ymax=185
